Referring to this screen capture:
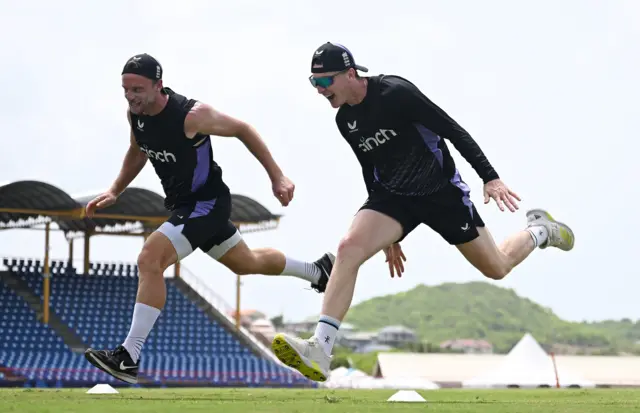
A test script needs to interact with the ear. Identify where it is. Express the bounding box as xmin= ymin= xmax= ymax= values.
xmin=156 ymin=79 xmax=164 ymax=91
